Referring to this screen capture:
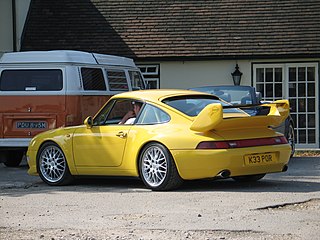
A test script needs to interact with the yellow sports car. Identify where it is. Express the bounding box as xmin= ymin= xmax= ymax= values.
xmin=27 ymin=90 xmax=291 ymax=191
